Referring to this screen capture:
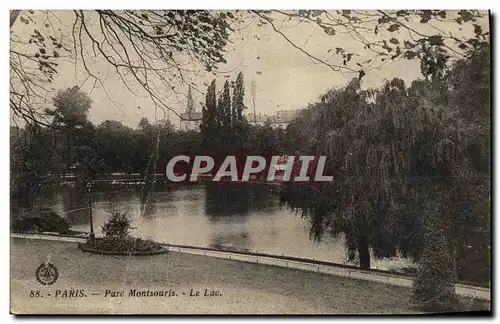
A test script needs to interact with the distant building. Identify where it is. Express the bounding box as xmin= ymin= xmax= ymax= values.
xmin=248 ymin=112 xmax=267 ymax=126
xmin=248 ymin=109 xmax=305 ymax=129
xmin=179 ymin=111 xmax=202 ymax=131
xmin=270 ymin=122 xmax=289 ymax=130
xmin=276 ymin=109 xmax=305 ymax=120
xmin=249 ymin=121 xmax=266 ymax=127
xmin=179 ymin=86 xmax=202 ymax=132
